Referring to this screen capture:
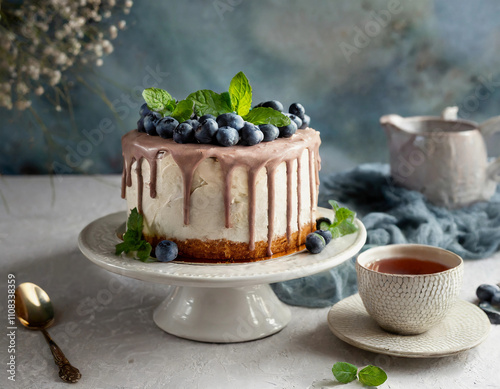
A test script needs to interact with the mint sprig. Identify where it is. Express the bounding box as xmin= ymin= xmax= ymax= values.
xmin=326 ymin=200 xmax=358 ymax=238
xmin=142 ymin=72 xmax=291 ymax=127
xmin=332 ymin=362 xmax=387 ymax=386
xmin=115 ymin=208 xmax=155 ymax=262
